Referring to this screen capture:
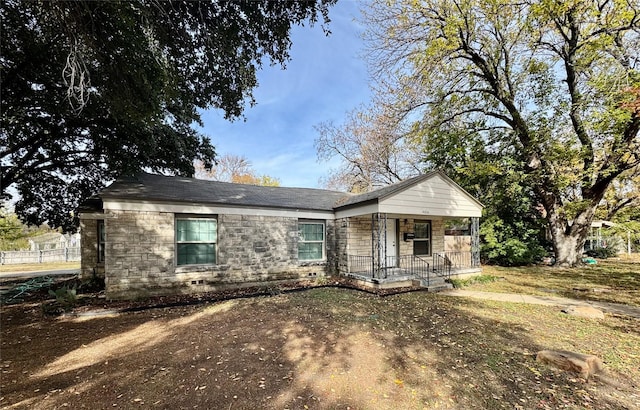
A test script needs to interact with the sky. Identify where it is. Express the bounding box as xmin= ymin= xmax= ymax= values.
xmin=197 ymin=0 xmax=371 ymax=189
